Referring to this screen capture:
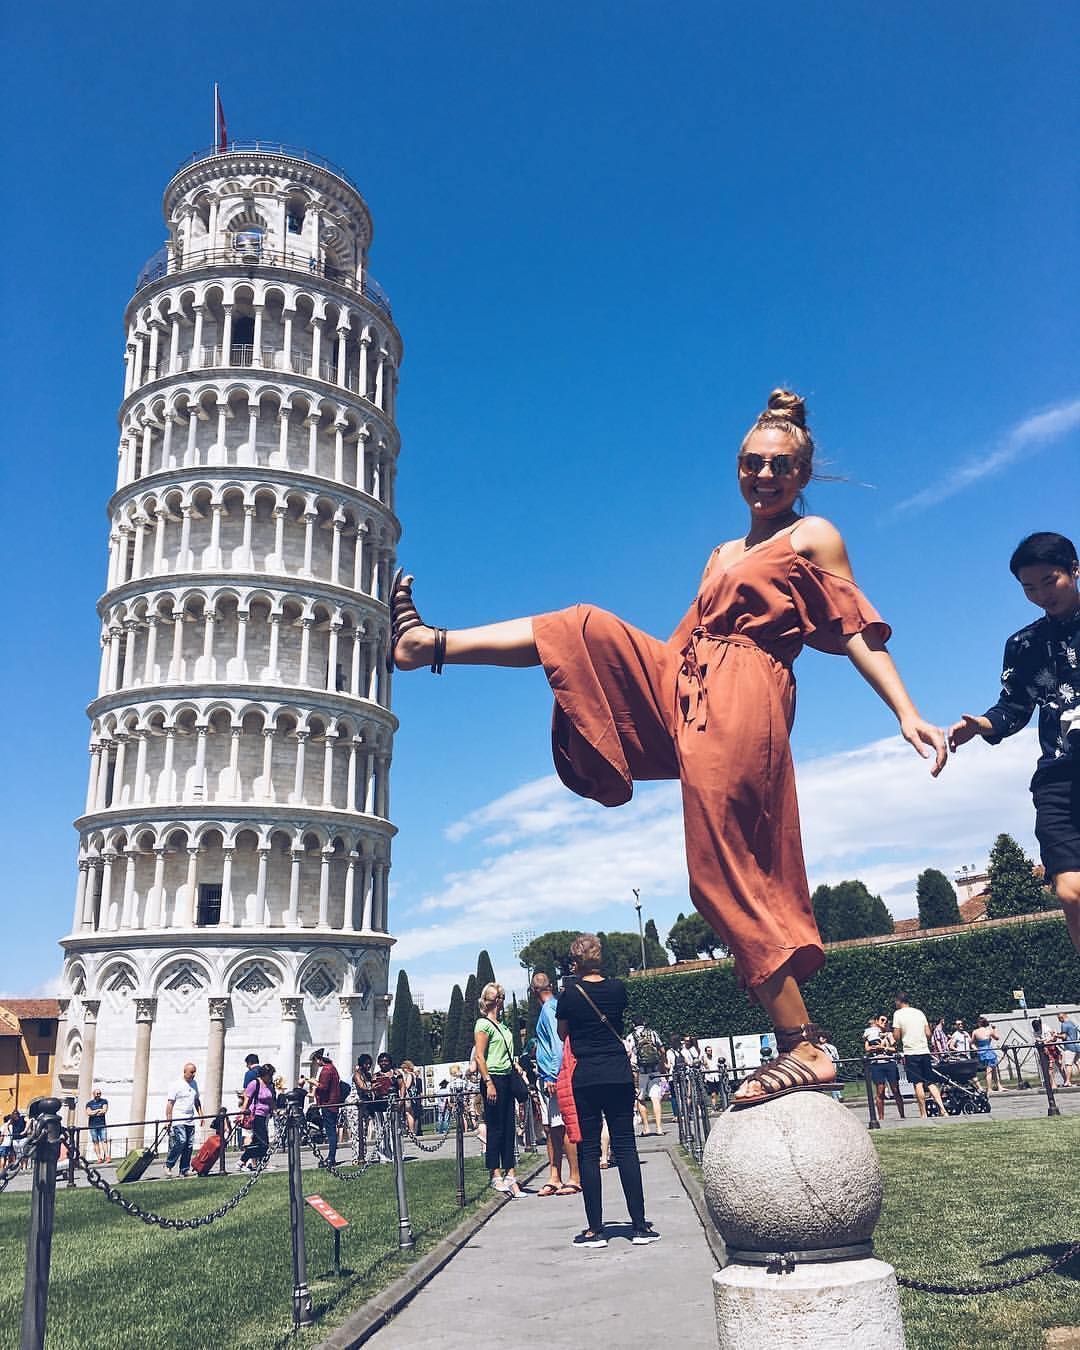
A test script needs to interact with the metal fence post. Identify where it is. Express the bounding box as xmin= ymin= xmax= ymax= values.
xmin=455 ymin=1096 xmax=466 ymax=1209
xmin=64 ymin=1098 xmax=79 ymax=1188
xmin=1035 ymin=1042 xmax=1061 ymax=1118
xmin=284 ymin=1089 xmax=314 ymax=1328
xmin=863 ymin=1059 xmax=881 ymax=1130
xmin=20 ymin=1097 xmax=63 ymax=1350
xmin=390 ymin=1101 xmax=415 ymax=1251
